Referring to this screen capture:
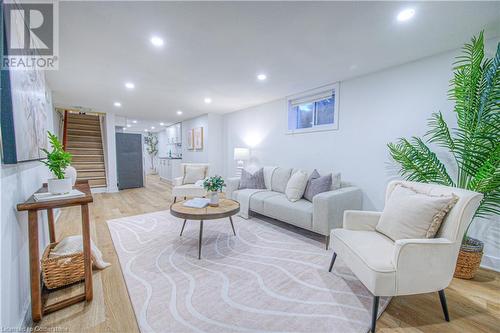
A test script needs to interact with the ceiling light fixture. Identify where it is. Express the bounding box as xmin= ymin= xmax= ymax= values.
xmin=132 ymin=120 xmax=137 ymax=123
xmin=151 ymin=126 xmax=155 ymax=130
xmin=204 ymin=97 xmax=212 ymax=104
xmin=160 ymin=122 xmax=164 ymax=126
xmin=177 ymin=110 xmax=183 ymax=115
xmin=150 ymin=36 xmax=164 ymax=47
xmin=126 ymin=124 xmax=131 ymax=128
xmin=257 ymin=73 xmax=267 ymax=81
xmin=125 ymin=82 xmax=135 ymax=89
xmin=113 ymin=102 xmax=122 ymax=107
xmin=397 ymin=8 xmax=415 ymax=22
xmin=144 ymin=129 xmax=148 ymax=132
